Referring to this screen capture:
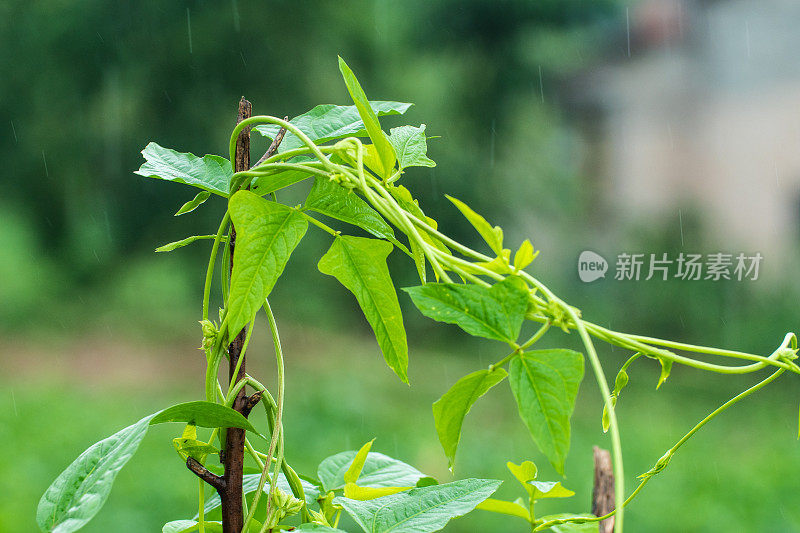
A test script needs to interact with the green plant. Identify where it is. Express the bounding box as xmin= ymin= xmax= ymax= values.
xmin=37 ymin=57 xmax=799 ymax=533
